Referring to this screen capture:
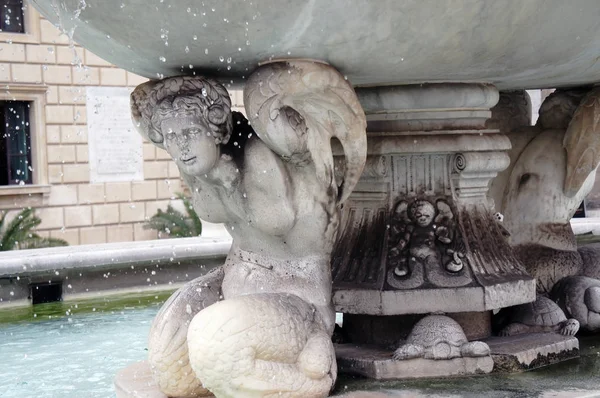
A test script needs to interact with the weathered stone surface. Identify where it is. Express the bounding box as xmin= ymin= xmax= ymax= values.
xmin=114 ymin=361 xmax=170 ymax=398
xmin=129 ymin=60 xmax=367 ymax=397
xmin=489 ymin=88 xmax=600 ymax=337
xmin=332 ymin=84 xmax=535 ymax=316
xmin=335 ymin=344 xmax=494 ymax=380
xmin=486 ymin=333 xmax=579 ymax=372
xmin=32 ymin=1 xmax=600 ymax=90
